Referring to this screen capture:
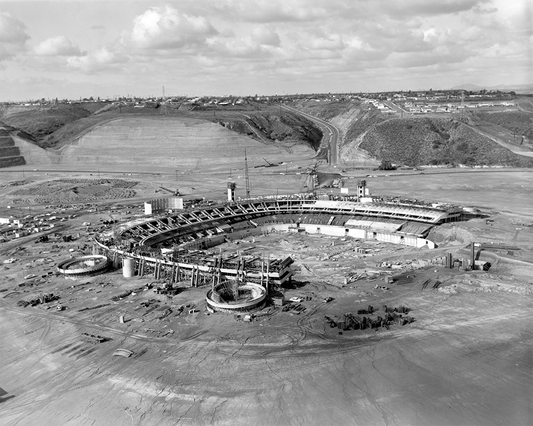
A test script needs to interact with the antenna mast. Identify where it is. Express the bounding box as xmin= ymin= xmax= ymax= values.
xmin=244 ymin=148 xmax=251 ymax=198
